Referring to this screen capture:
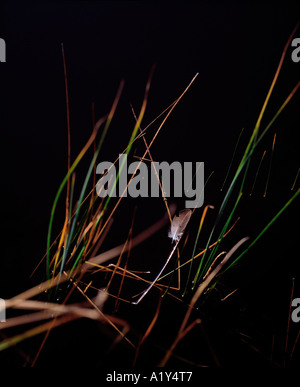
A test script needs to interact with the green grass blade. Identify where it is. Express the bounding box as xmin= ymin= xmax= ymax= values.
xmin=225 ymin=188 xmax=300 ymax=271
xmin=46 ymin=120 xmax=104 ymax=279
